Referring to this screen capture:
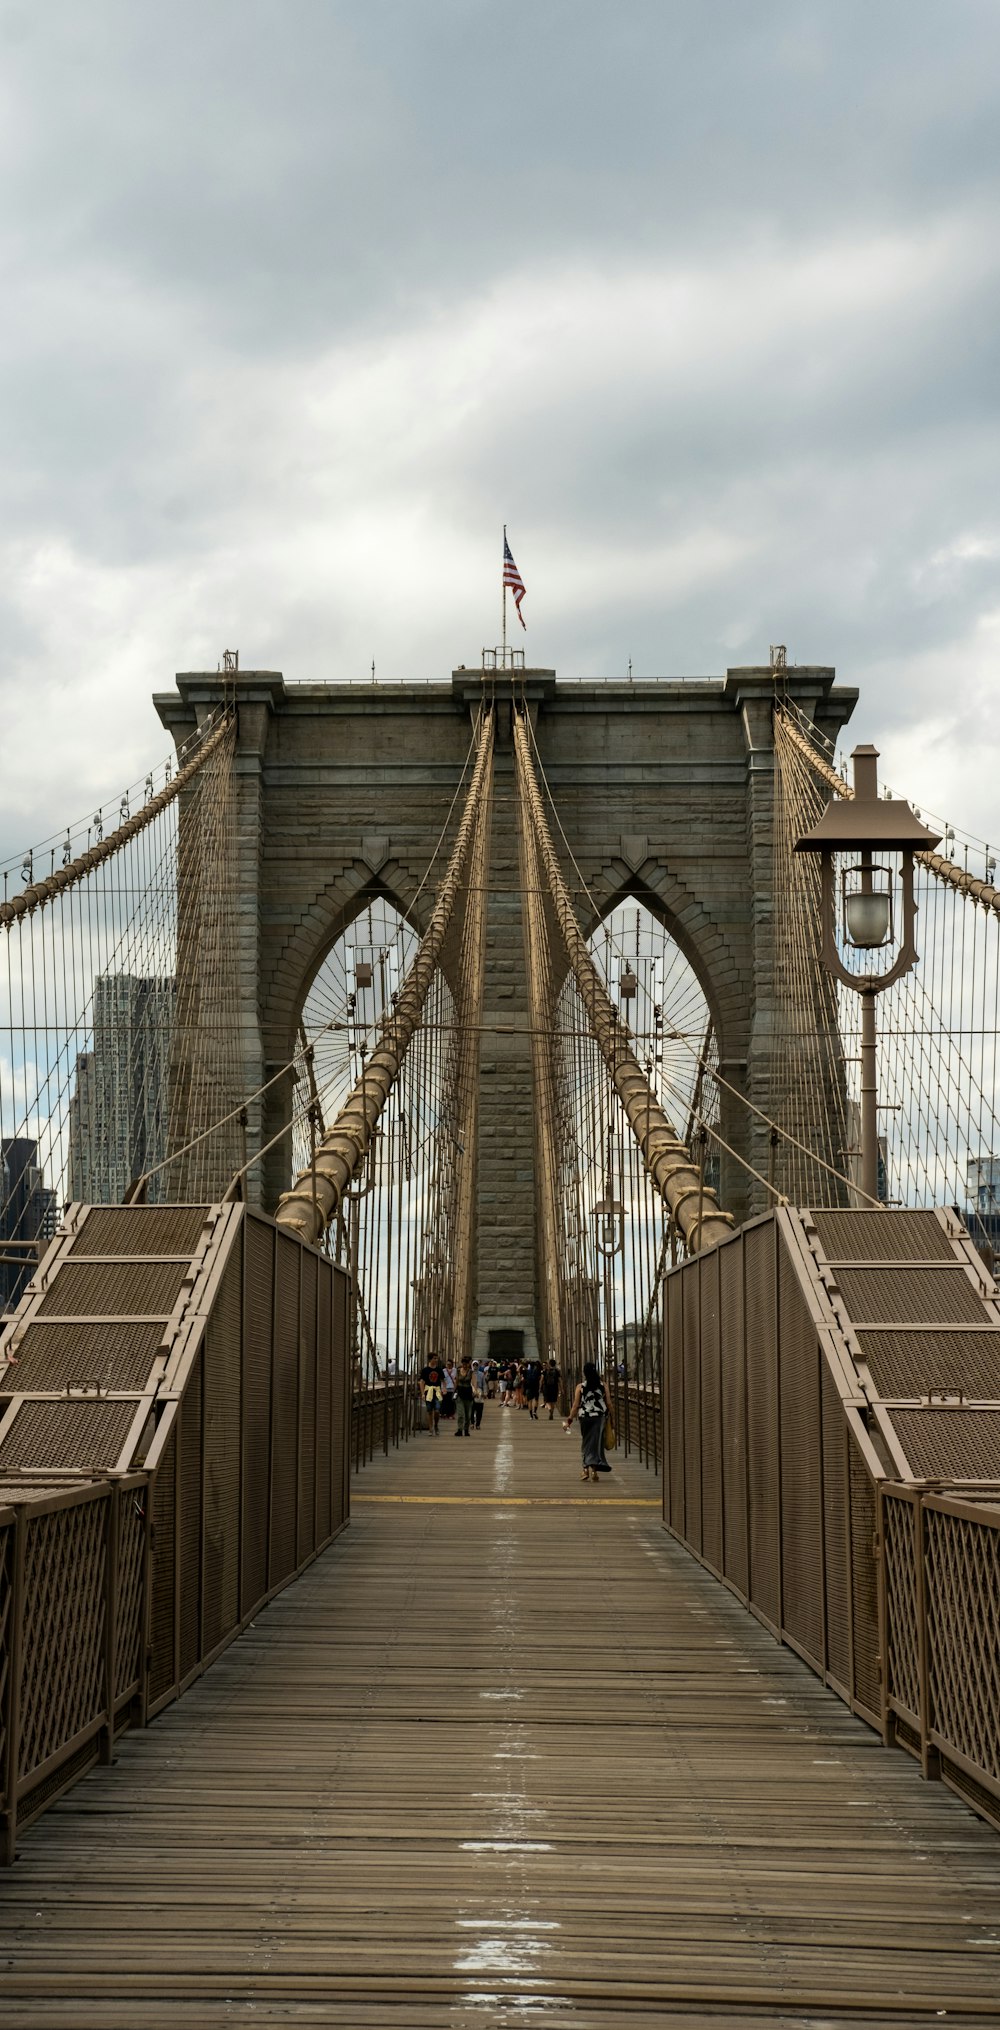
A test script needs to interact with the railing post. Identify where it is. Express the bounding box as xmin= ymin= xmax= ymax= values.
xmin=99 ymin=1484 xmax=119 ymax=1765
xmin=1 ymin=1509 xmax=26 ymax=1866
xmin=139 ymin=1479 xmax=155 ymax=1727
xmin=876 ymin=1484 xmax=891 ymax=1747
xmin=913 ymin=1492 xmax=938 ymax=1781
